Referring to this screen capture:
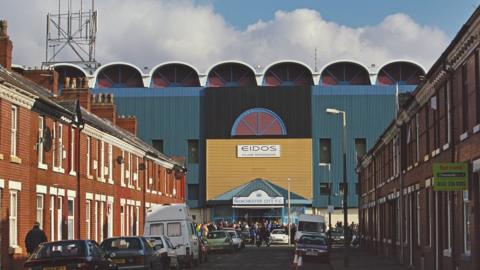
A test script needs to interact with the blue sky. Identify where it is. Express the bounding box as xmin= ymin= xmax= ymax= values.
xmin=1 ymin=0 xmax=478 ymax=71
xmin=208 ymin=0 xmax=477 ymax=37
